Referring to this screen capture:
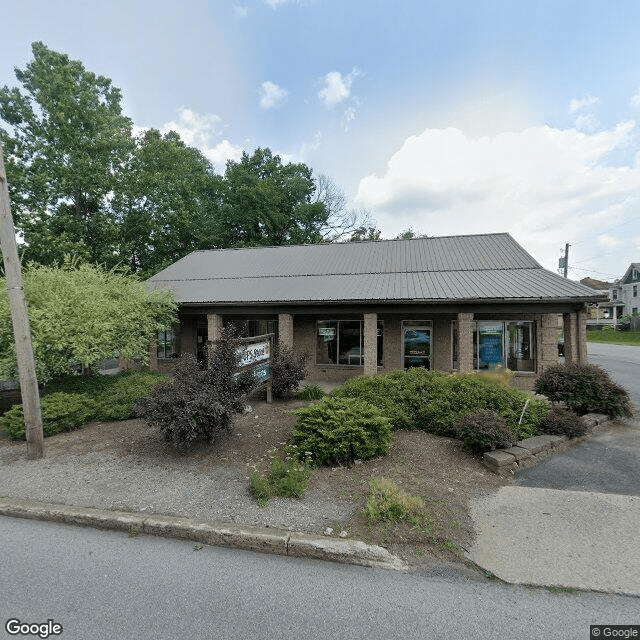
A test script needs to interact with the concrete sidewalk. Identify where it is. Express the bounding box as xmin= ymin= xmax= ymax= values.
xmin=467 ymin=486 xmax=640 ymax=596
